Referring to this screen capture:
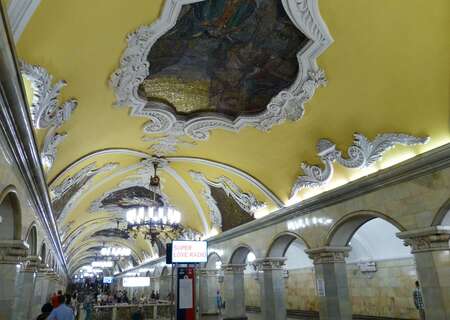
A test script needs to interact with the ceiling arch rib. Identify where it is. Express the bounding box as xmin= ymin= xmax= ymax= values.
xmin=49 ymin=149 xmax=283 ymax=208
